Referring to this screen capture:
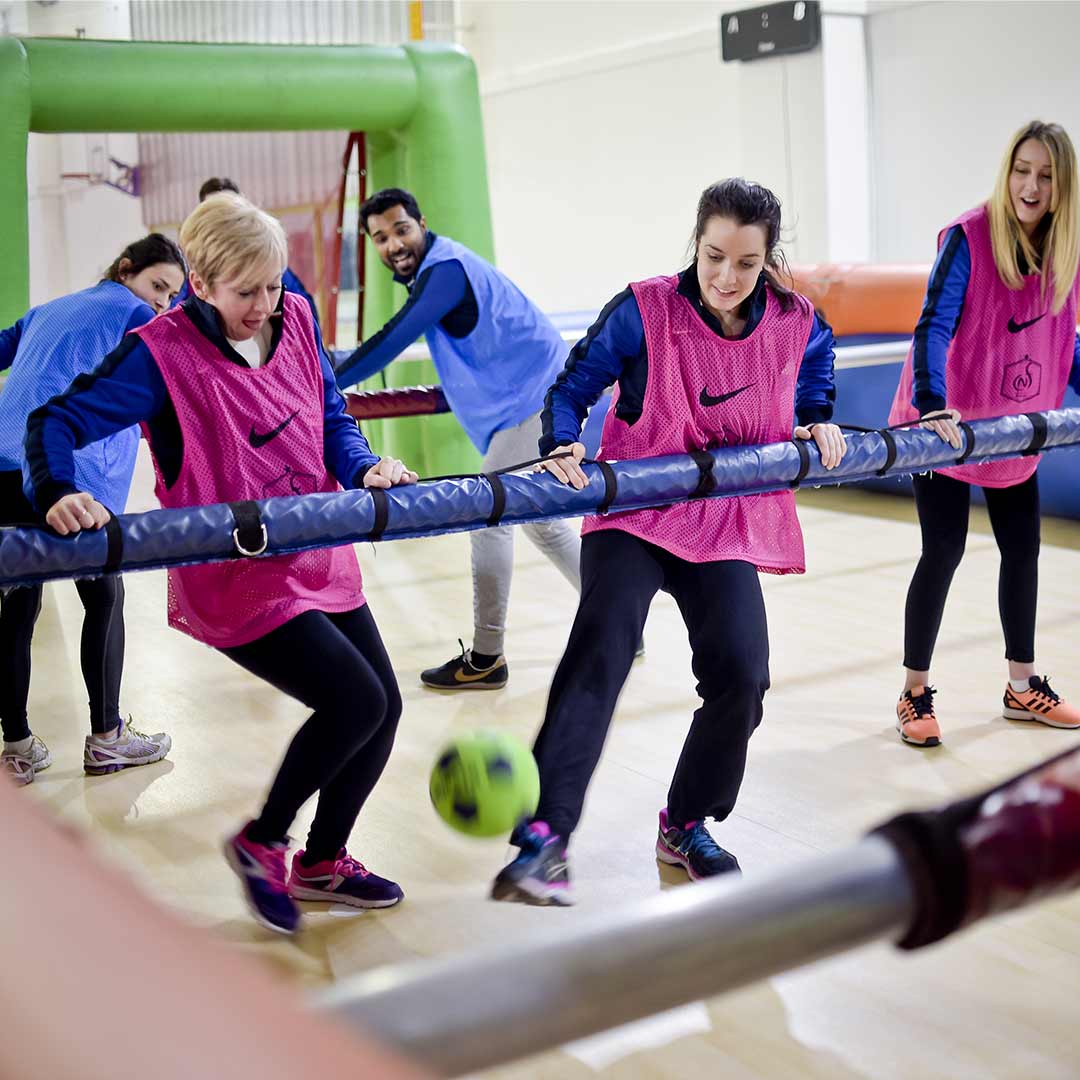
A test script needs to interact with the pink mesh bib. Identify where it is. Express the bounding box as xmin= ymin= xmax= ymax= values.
xmin=890 ymin=204 xmax=1079 ymax=487
xmin=135 ymin=294 xmax=364 ymax=647
xmin=581 ymin=275 xmax=814 ymax=573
